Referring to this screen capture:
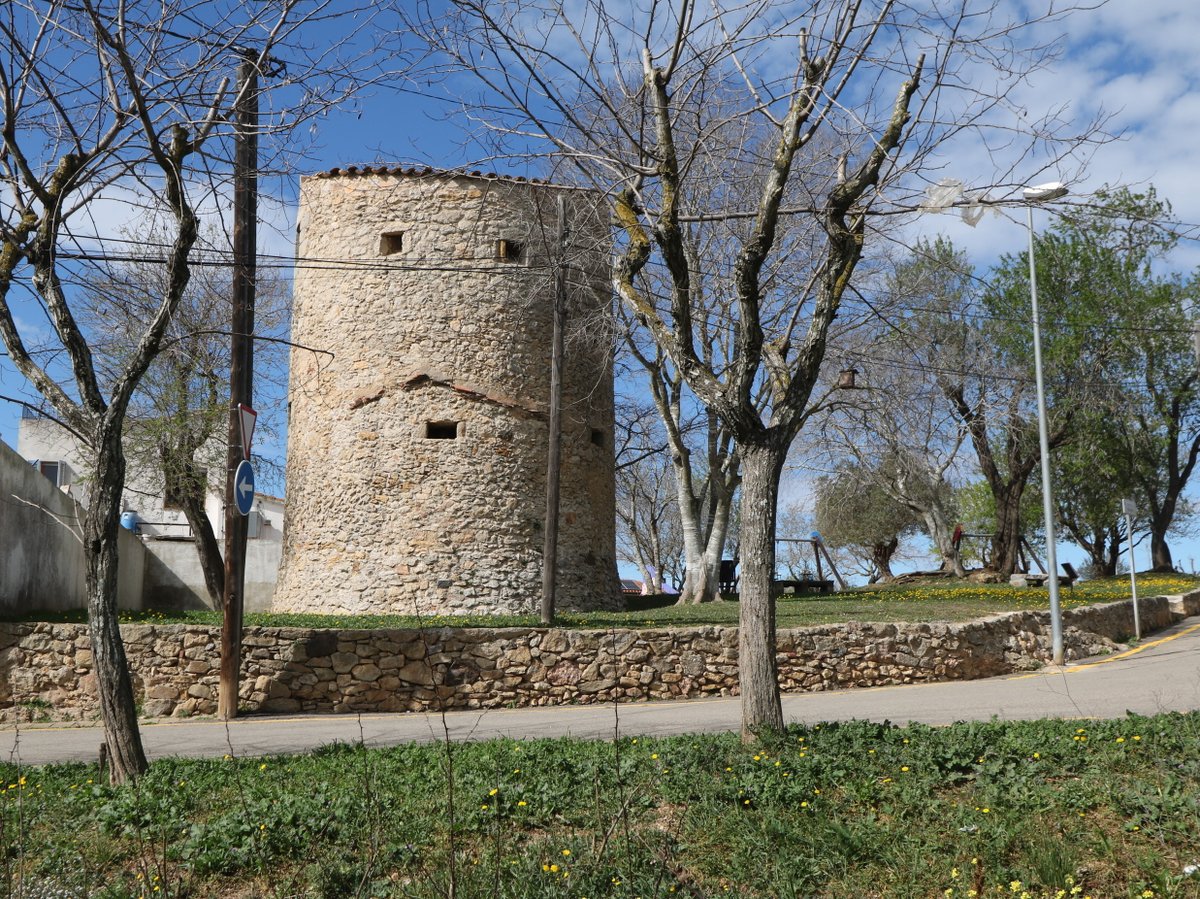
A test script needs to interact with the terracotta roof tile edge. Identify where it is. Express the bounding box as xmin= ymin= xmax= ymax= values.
xmin=310 ymin=165 xmax=585 ymax=188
